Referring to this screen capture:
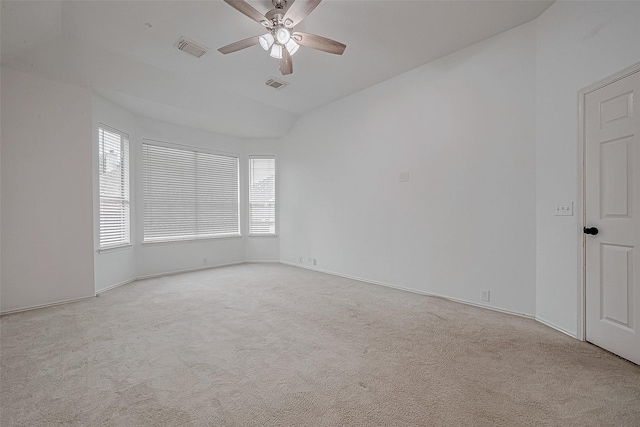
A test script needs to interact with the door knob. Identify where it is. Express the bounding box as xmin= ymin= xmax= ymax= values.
xmin=584 ymin=227 xmax=599 ymax=235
